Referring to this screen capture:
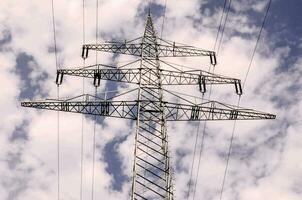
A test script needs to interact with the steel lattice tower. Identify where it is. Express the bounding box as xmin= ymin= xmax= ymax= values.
xmin=21 ymin=14 xmax=275 ymax=200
